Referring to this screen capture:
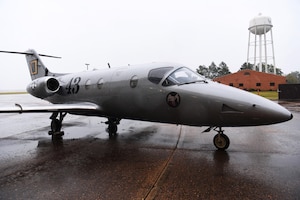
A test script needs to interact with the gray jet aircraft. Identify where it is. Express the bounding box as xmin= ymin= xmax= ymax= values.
xmin=0 ymin=49 xmax=293 ymax=150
